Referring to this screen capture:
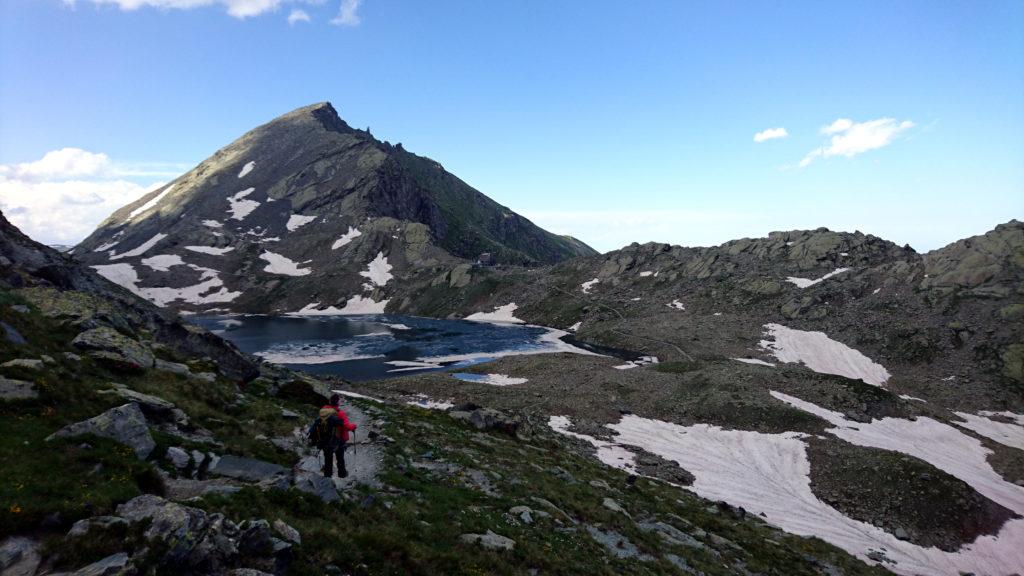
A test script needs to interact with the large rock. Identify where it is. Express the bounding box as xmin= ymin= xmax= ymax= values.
xmin=458 ymin=530 xmax=515 ymax=551
xmin=450 ymin=406 xmax=529 ymax=438
xmin=1 ymin=358 xmax=44 ymax=370
xmin=99 ymin=386 xmax=189 ymax=426
xmin=47 ymin=403 xmax=155 ymax=459
xmin=72 ymin=327 xmax=154 ymax=371
xmin=61 ymin=552 xmax=129 ymax=576
xmin=292 ymin=469 xmax=339 ymax=502
xmin=209 ymin=455 xmax=289 ymax=483
xmin=1 ymin=321 xmax=26 ymax=345
xmin=0 ymin=376 xmax=37 ymax=400
xmin=0 ymin=536 xmax=41 ymax=576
